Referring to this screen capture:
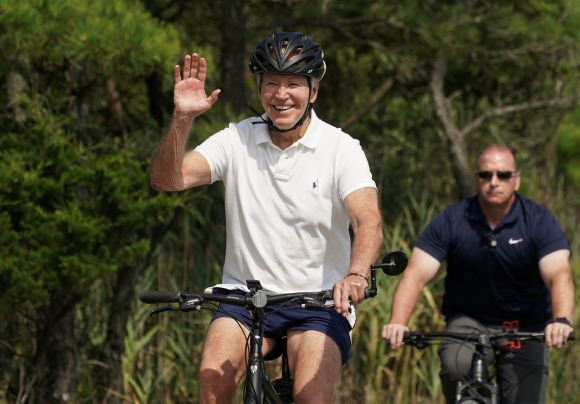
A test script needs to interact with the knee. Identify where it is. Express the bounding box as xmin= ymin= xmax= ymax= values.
xmin=439 ymin=351 xmax=473 ymax=380
xmin=199 ymin=361 xmax=238 ymax=399
xmin=199 ymin=365 xmax=228 ymax=388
